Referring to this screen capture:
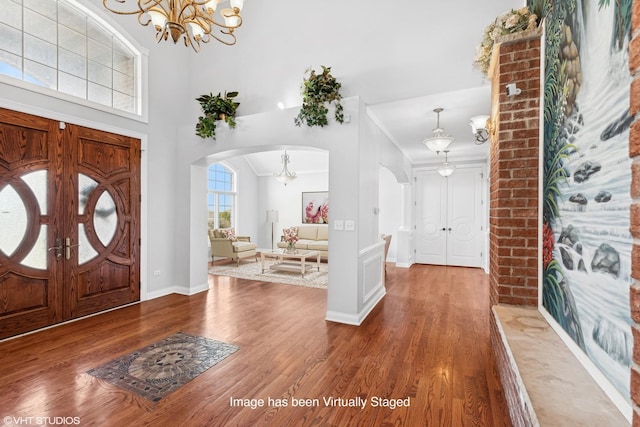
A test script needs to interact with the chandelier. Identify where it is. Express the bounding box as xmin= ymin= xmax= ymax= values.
xmin=423 ymin=108 xmax=454 ymax=153
xmin=102 ymin=0 xmax=245 ymax=52
xmin=437 ymin=150 xmax=456 ymax=177
xmin=274 ymin=150 xmax=297 ymax=185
